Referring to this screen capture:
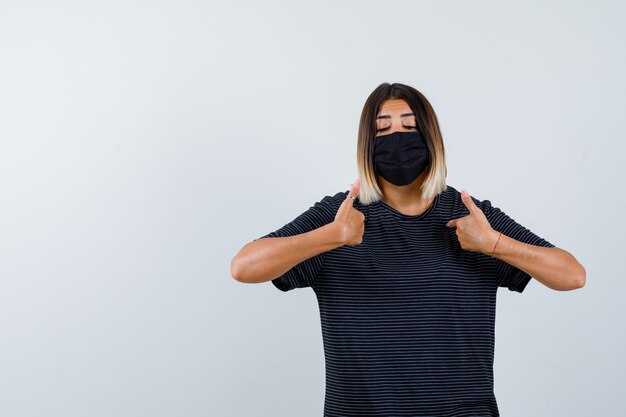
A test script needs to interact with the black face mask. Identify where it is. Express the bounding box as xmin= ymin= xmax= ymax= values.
xmin=373 ymin=130 xmax=430 ymax=186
